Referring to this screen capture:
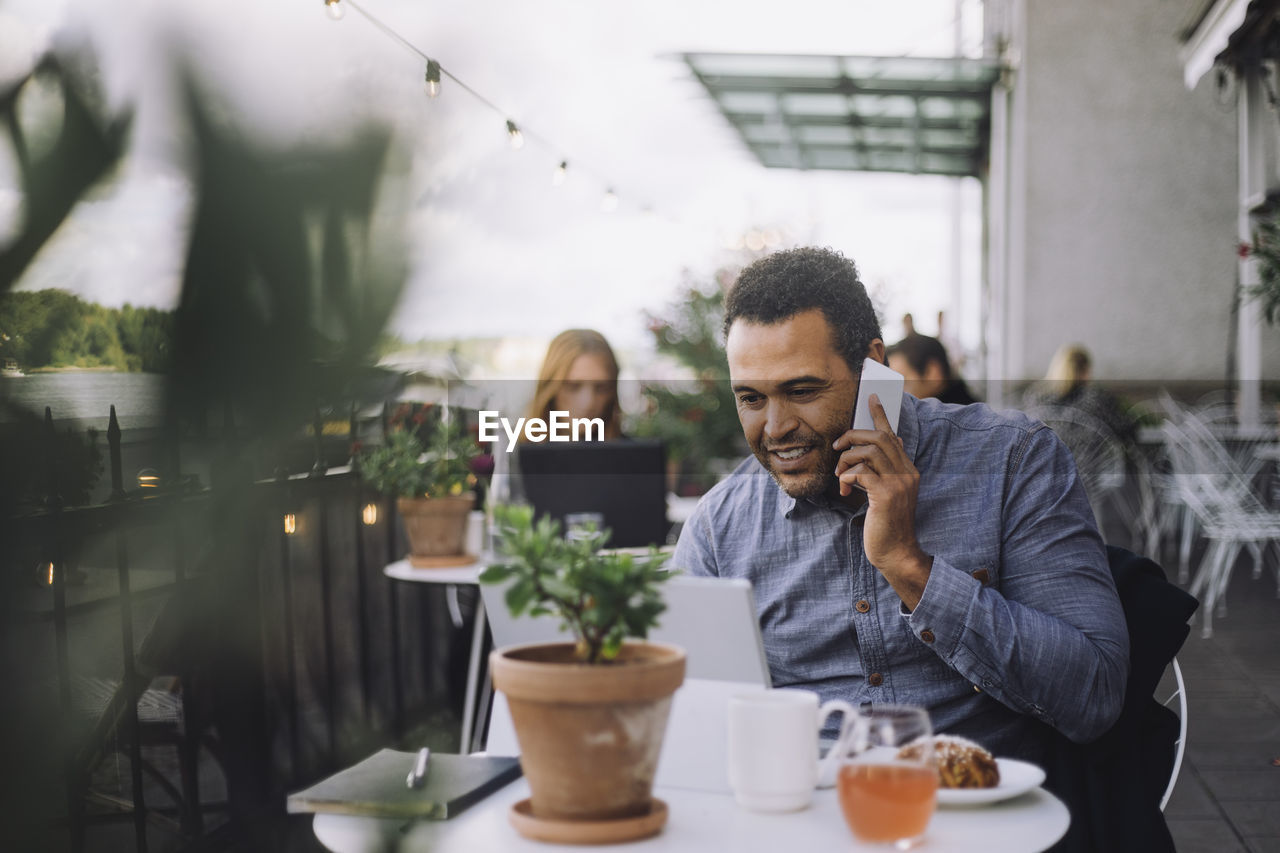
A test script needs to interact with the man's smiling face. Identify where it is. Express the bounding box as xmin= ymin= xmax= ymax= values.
xmin=726 ymin=308 xmax=864 ymax=499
